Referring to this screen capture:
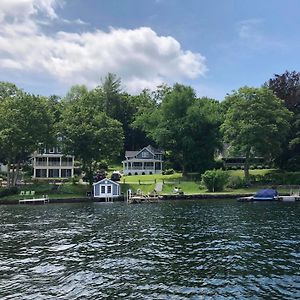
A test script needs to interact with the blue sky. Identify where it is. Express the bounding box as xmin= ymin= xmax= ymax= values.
xmin=0 ymin=0 xmax=299 ymax=100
